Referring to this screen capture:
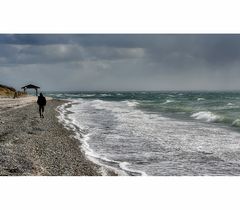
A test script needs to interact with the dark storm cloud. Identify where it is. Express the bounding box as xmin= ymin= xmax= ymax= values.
xmin=1 ymin=34 xmax=240 ymax=91
xmin=0 ymin=34 xmax=148 ymax=47
xmin=0 ymin=44 xmax=145 ymax=65
xmin=2 ymin=34 xmax=240 ymax=66
xmin=144 ymin=35 xmax=240 ymax=68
